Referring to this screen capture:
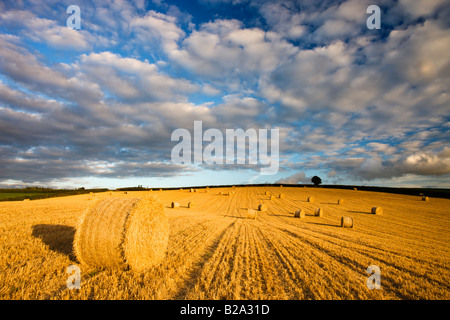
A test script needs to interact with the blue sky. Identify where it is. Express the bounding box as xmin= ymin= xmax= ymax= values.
xmin=0 ymin=0 xmax=449 ymax=189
